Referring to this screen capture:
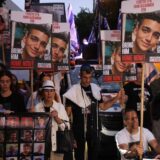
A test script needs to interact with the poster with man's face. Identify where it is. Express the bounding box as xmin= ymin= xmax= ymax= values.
xmin=10 ymin=11 xmax=52 ymax=69
xmin=121 ymin=0 xmax=160 ymax=62
xmin=52 ymin=22 xmax=70 ymax=71
xmin=101 ymin=30 xmax=136 ymax=82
